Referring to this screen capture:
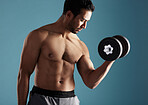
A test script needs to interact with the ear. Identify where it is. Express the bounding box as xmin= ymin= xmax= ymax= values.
xmin=65 ymin=10 xmax=74 ymax=20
